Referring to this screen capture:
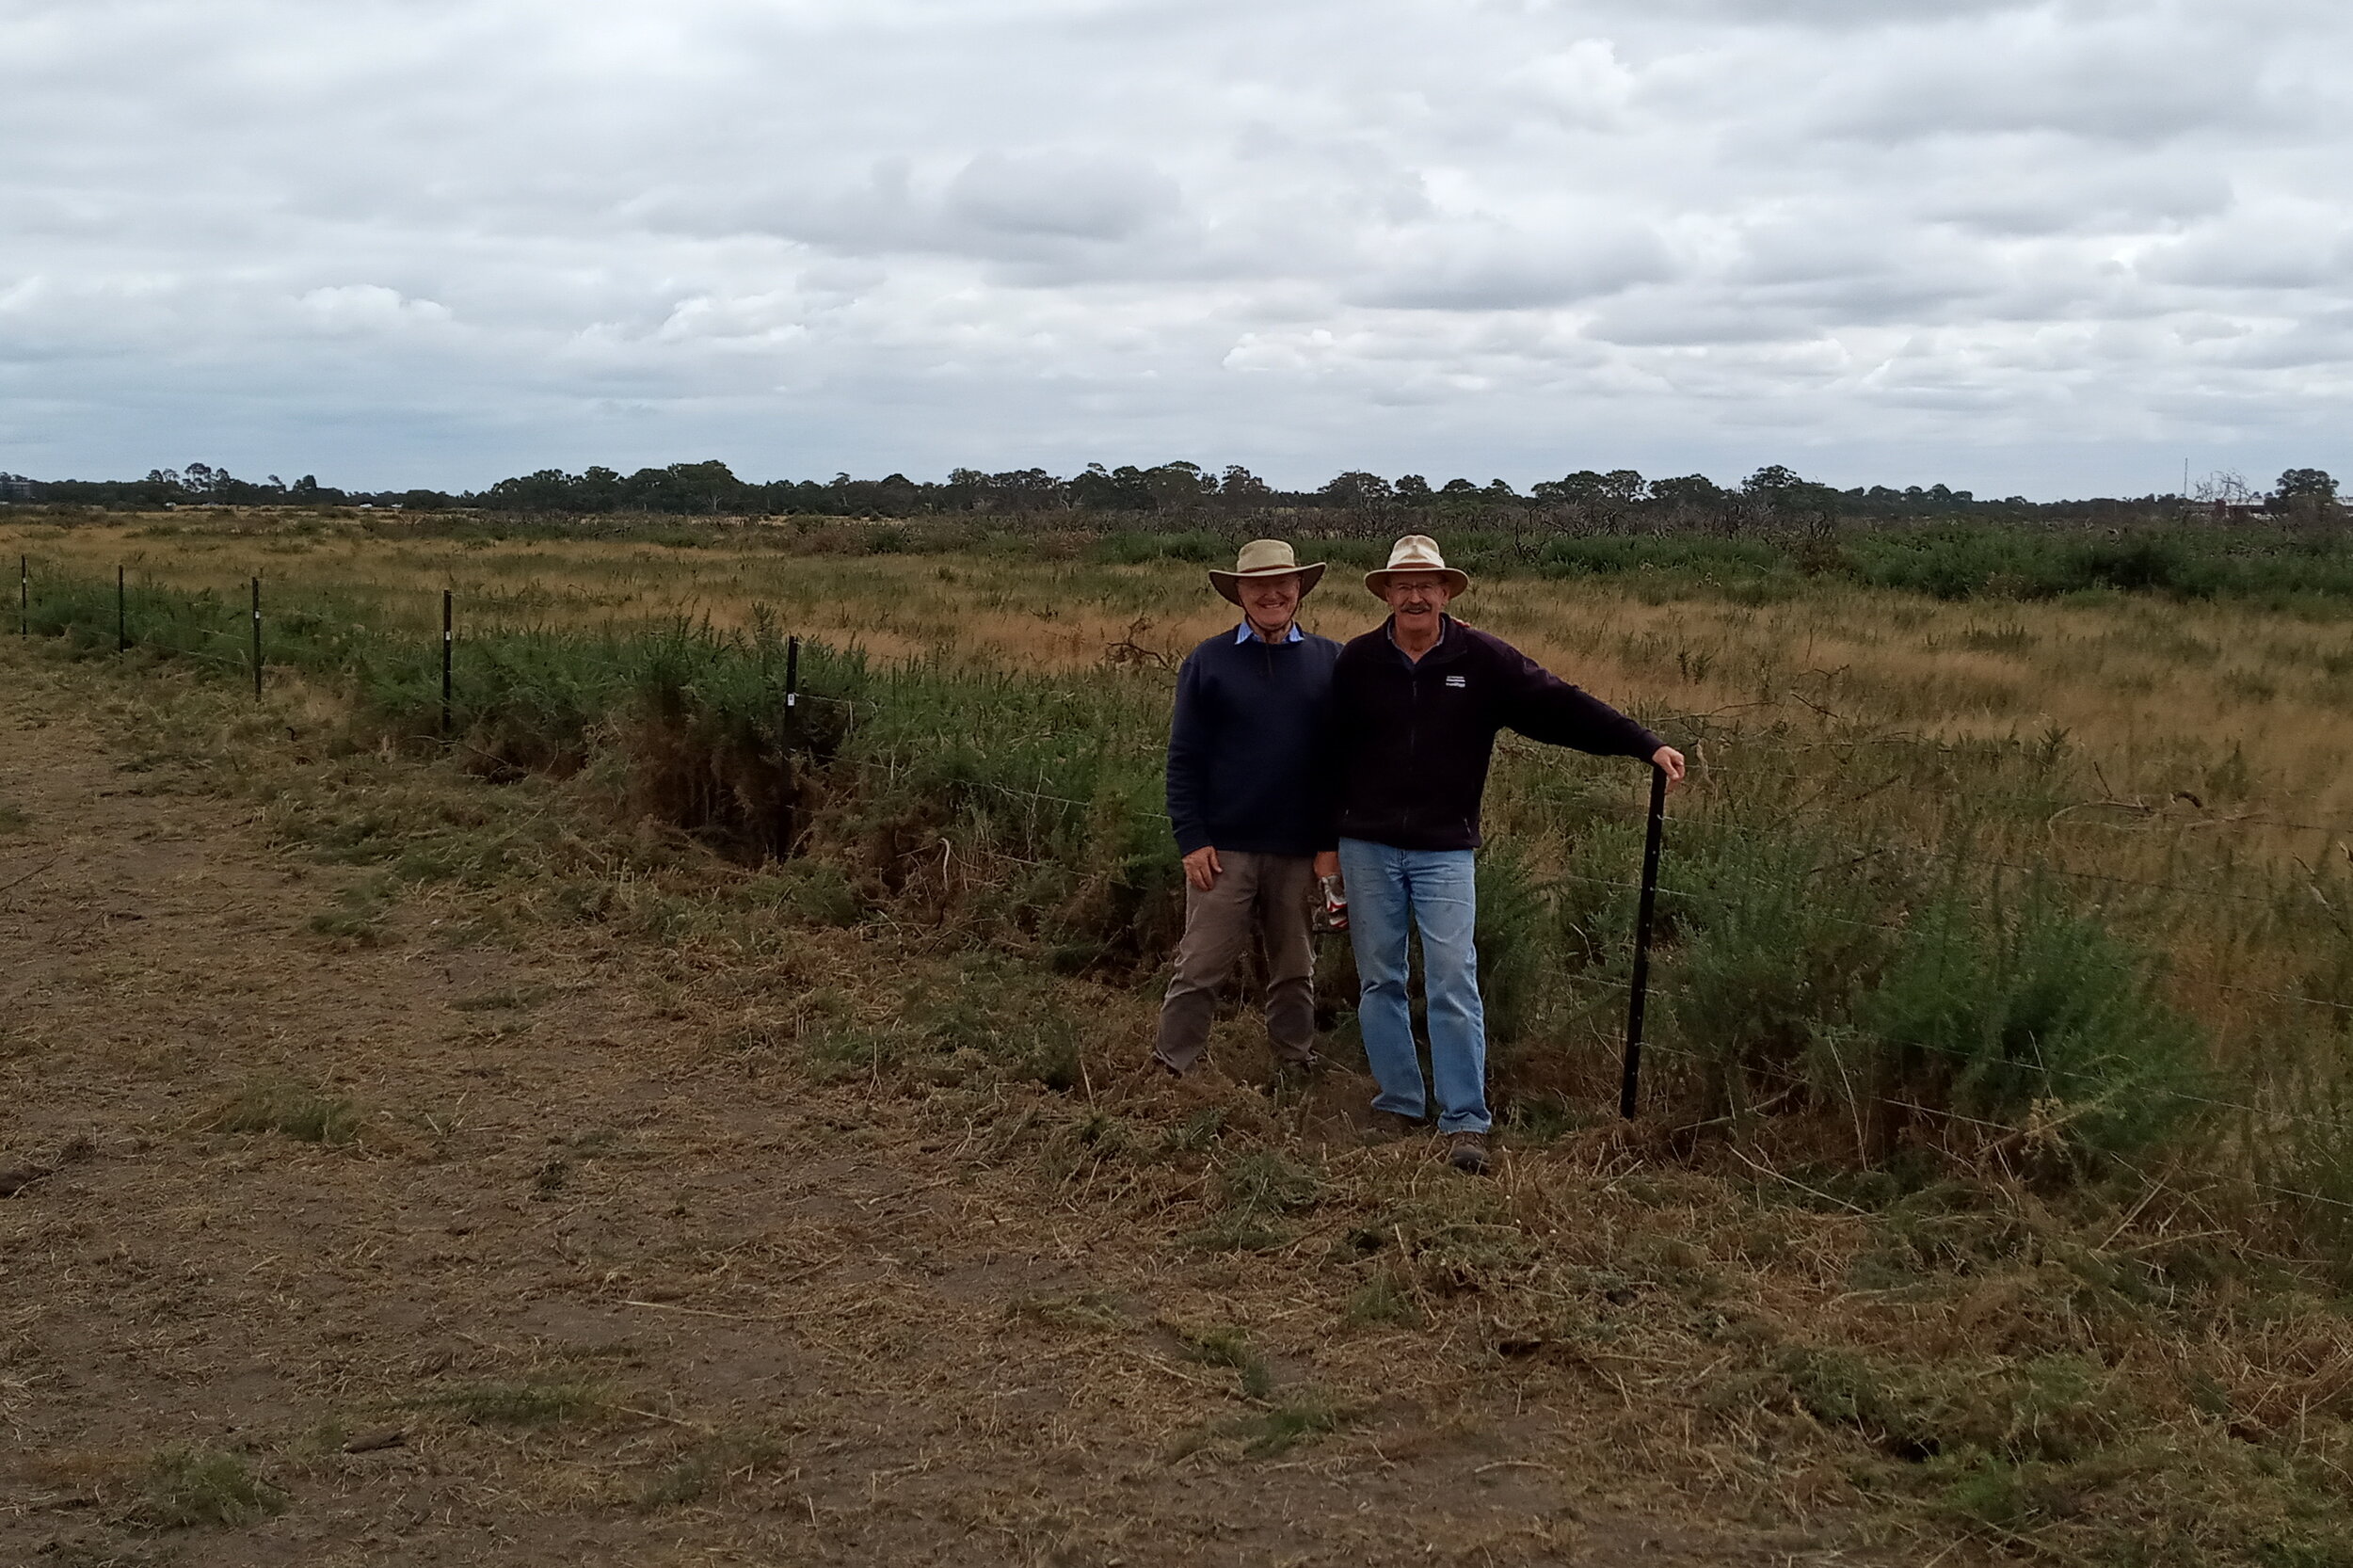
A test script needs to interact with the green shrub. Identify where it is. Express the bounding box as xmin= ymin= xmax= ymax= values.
xmin=1661 ymin=827 xmax=1894 ymax=1117
xmin=1090 ymin=529 xmax=1234 ymax=566
xmin=1471 ymin=843 xmax=1550 ymax=1048
xmin=1854 ymin=885 xmax=2207 ymax=1160
xmin=1539 ymin=534 xmax=1790 ymax=582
